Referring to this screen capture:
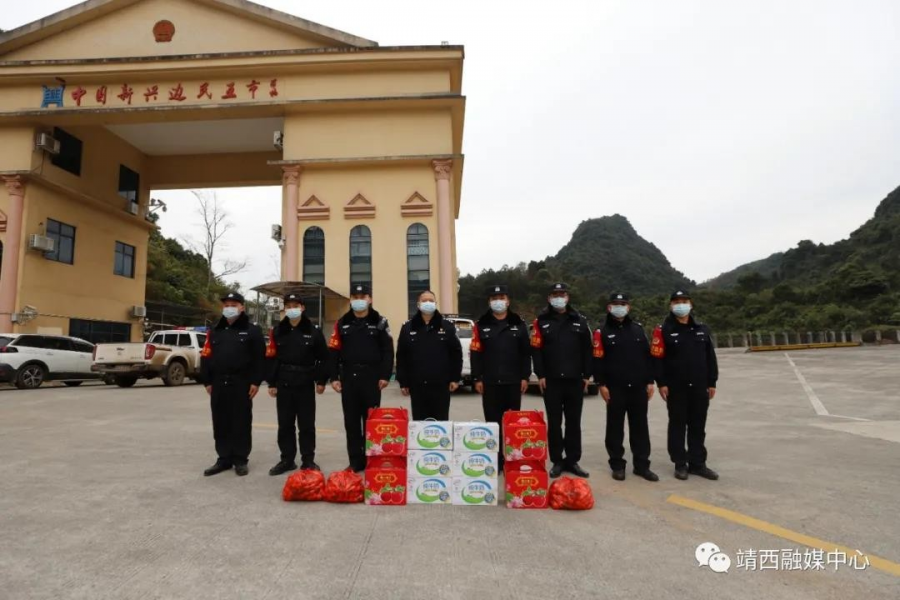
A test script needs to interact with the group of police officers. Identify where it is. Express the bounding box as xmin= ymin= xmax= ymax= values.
xmin=198 ymin=282 xmax=719 ymax=483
